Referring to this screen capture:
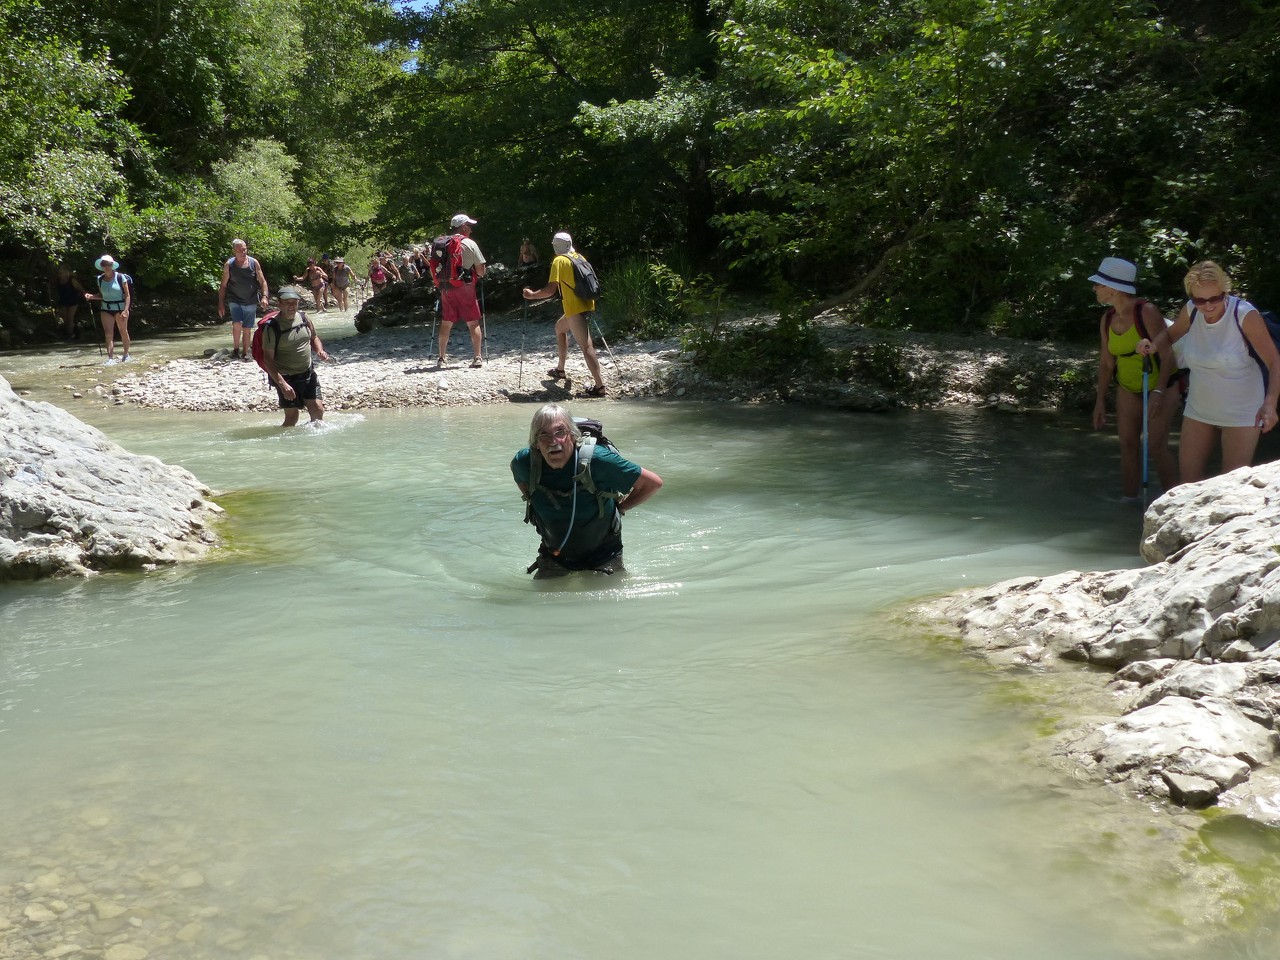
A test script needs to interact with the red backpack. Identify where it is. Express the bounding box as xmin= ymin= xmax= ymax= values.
xmin=429 ymin=234 xmax=471 ymax=288
xmin=251 ymin=310 xmax=316 ymax=371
